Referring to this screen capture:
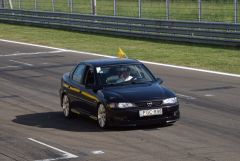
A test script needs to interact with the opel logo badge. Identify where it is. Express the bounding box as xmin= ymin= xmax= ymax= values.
xmin=147 ymin=102 xmax=153 ymax=107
